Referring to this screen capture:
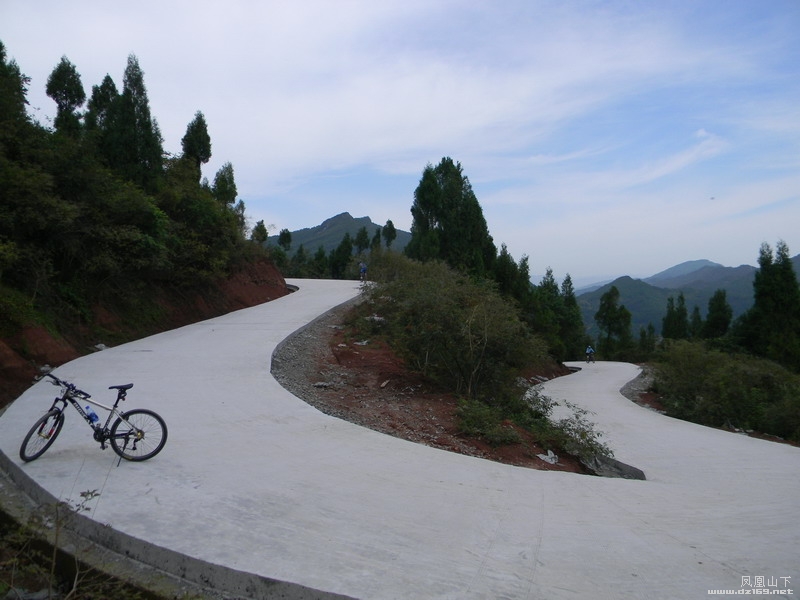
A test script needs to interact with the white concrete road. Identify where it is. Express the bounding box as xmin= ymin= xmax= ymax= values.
xmin=0 ymin=279 xmax=798 ymax=599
